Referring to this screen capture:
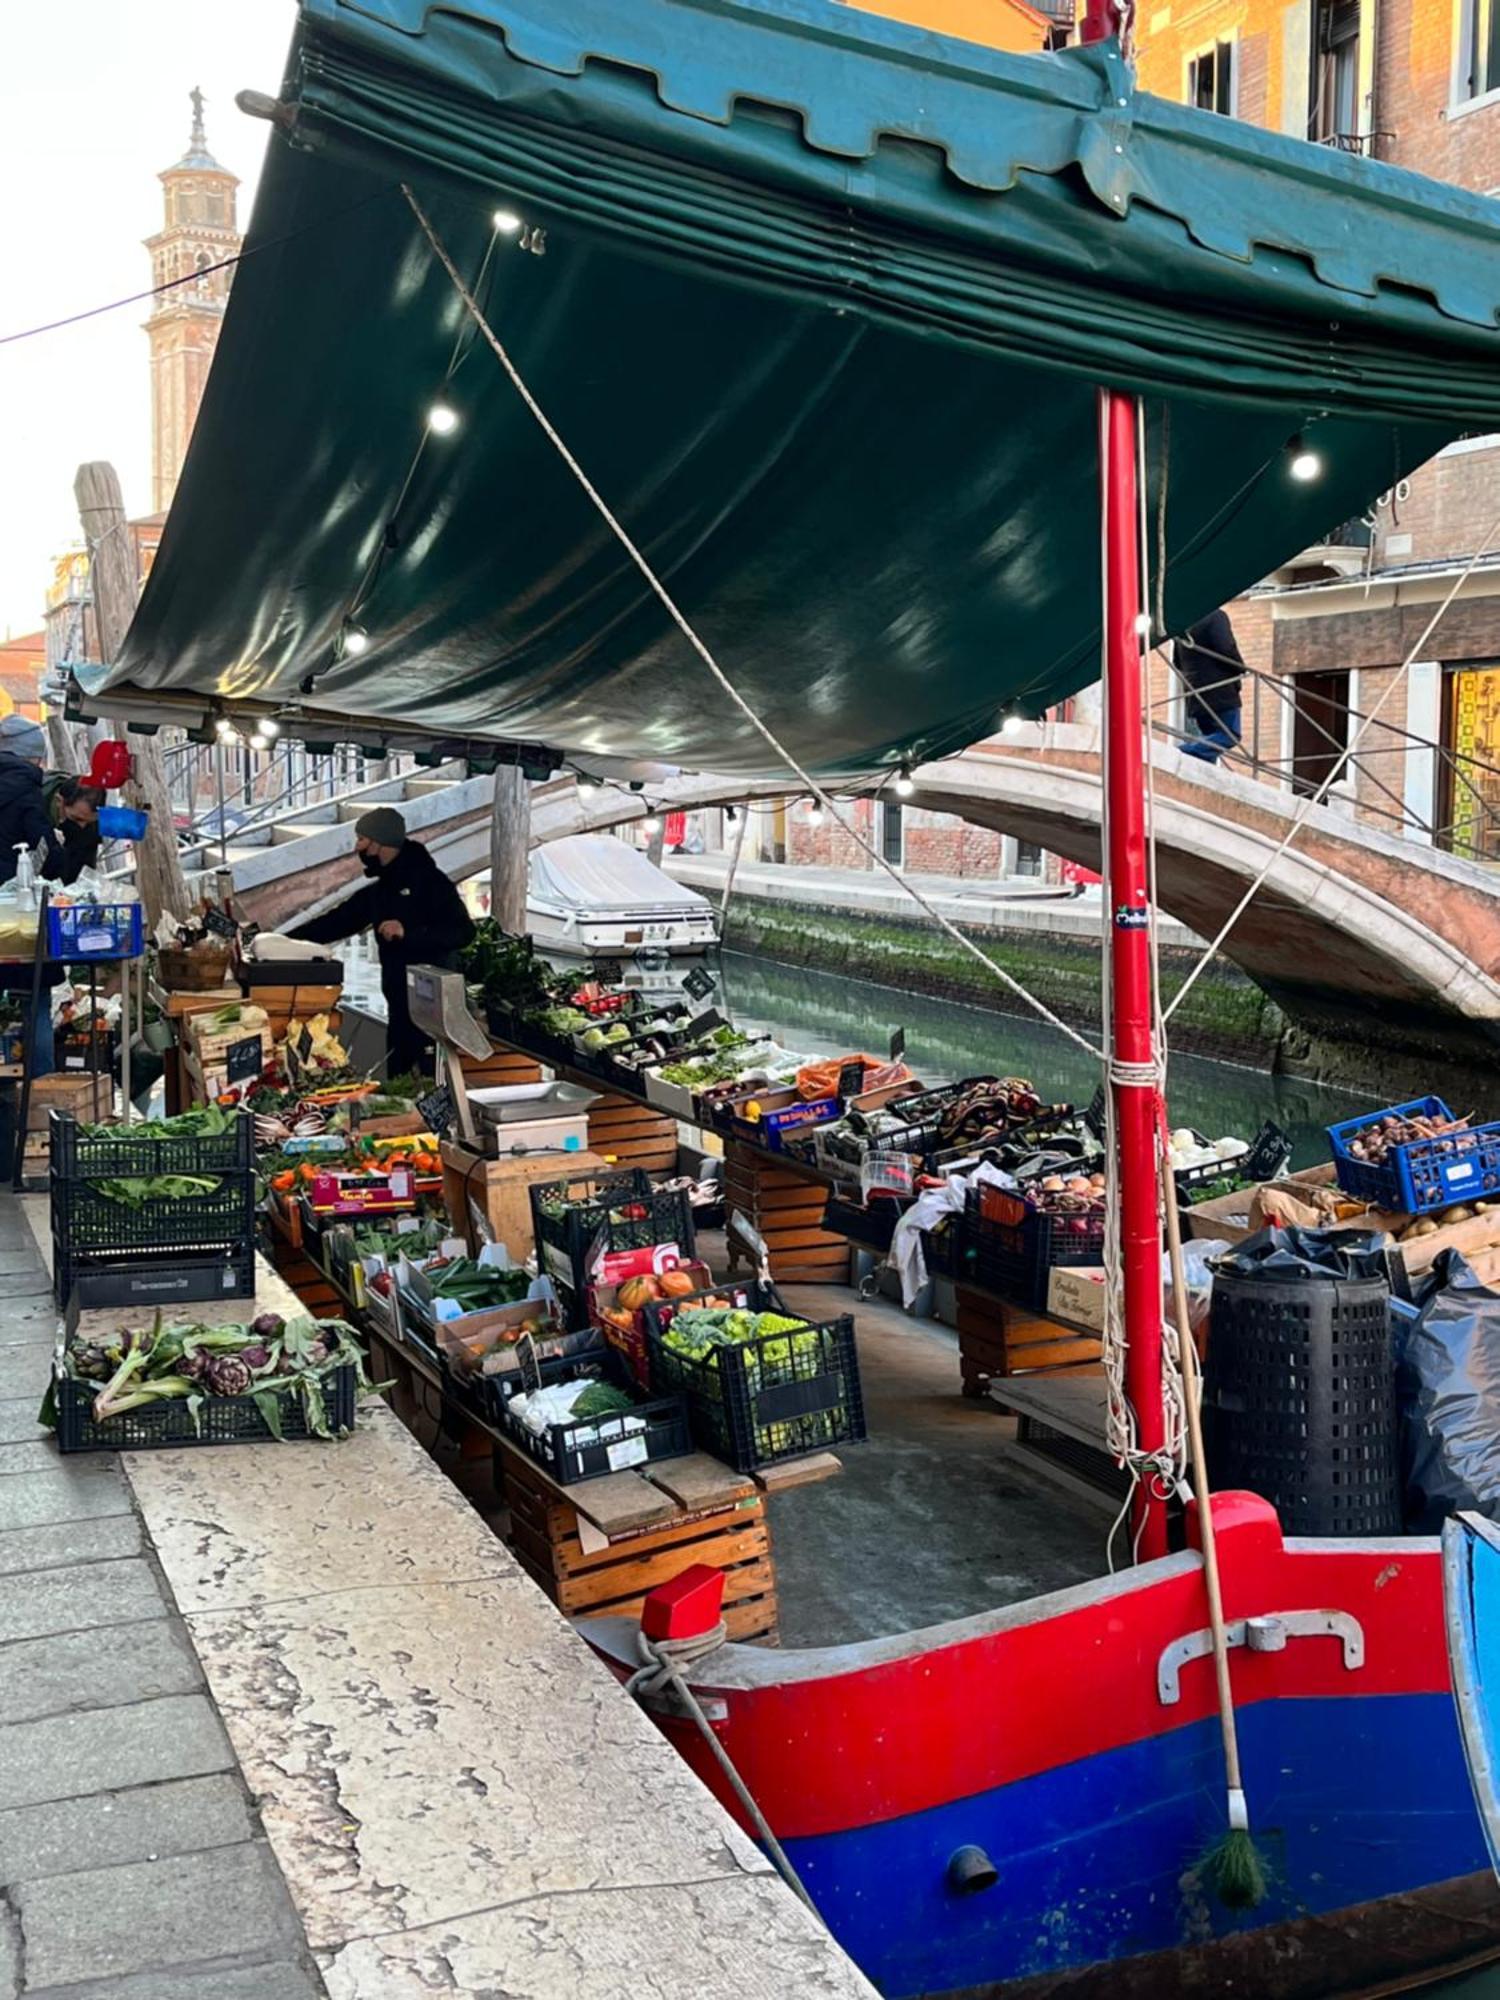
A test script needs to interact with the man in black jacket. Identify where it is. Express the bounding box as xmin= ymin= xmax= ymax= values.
xmin=0 ymin=719 xmax=103 ymax=889
xmin=1173 ymin=607 xmax=1244 ymax=764
xmin=293 ymin=806 xmax=474 ymax=1077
